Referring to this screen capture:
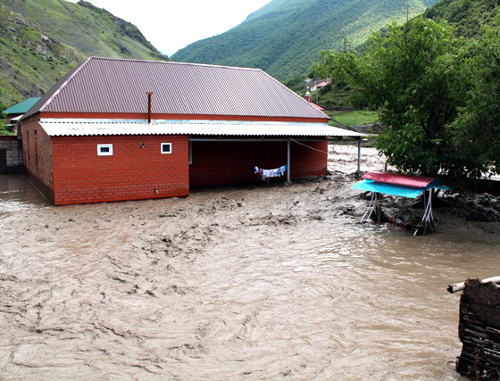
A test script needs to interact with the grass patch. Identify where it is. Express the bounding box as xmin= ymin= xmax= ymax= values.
xmin=326 ymin=110 xmax=379 ymax=126
xmin=0 ymin=122 xmax=15 ymax=137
